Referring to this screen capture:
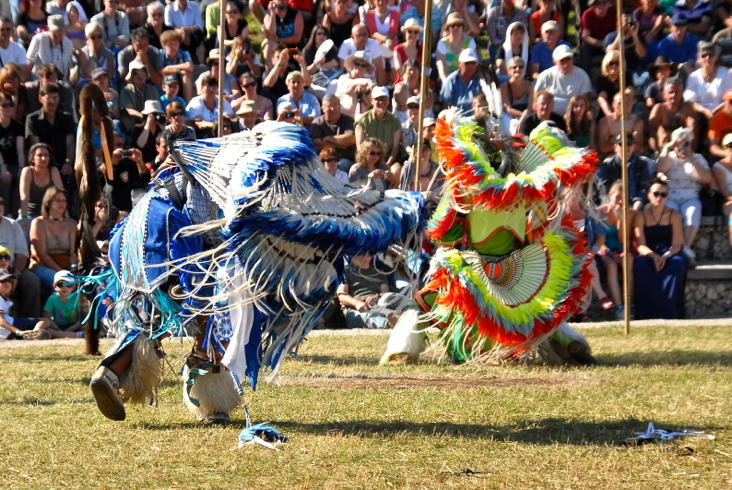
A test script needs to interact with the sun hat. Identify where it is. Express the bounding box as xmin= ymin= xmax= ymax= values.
xmin=91 ymin=67 xmax=108 ymax=80
xmin=206 ymin=48 xmax=222 ymax=64
xmin=344 ymin=51 xmax=375 ymax=74
xmin=458 ymin=48 xmax=479 ymax=63
xmin=671 ymin=12 xmax=688 ymax=26
xmin=0 ymin=245 xmax=10 ymax=257
xmin=647 ymin=55 xmax=676 ymax=79
xmin=443 ymin=12 xmax=467 ymax=28
xmin=48 ymin=15 xmax=64 ymax=31
xmin=401 ymin=18 xmax=423 ymax=34
xmin=723 ymin=133 xmax=732 ymax=147
xmin=423 ymin=117 xmax=436 ymax=127
xmin=236 ymin=100 xmax=256 ymax=115
xmin=163 ymin=74 xmax=180 ymax=85
xmin=406 ymin=95 xmax=420 ymax=107
xmin=141 ymin=100 xmax=164 ymax=115
xmin=125 ymin=60 xmax=149 ymax=82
